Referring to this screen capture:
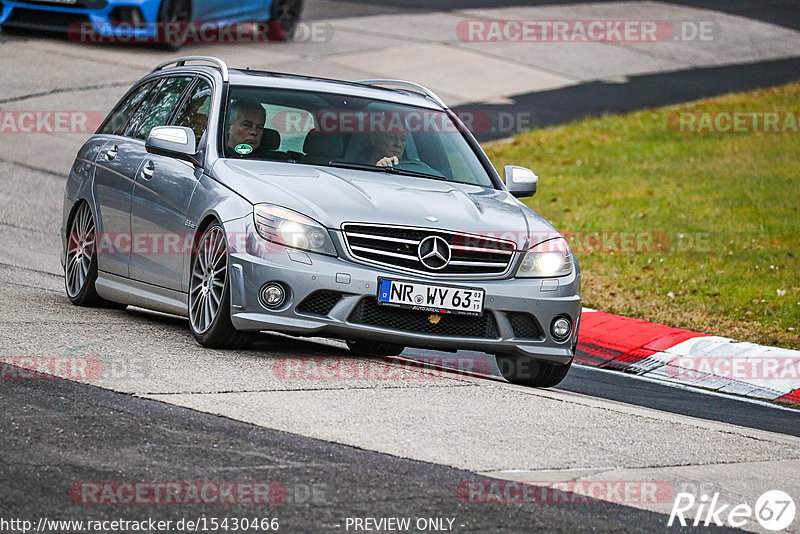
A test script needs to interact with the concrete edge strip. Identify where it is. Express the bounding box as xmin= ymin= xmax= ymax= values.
xmin=576 ymin=308 xmax=800 ymax=404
